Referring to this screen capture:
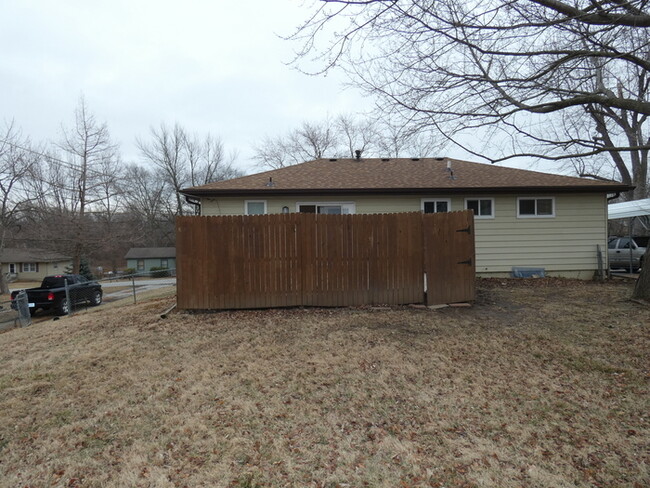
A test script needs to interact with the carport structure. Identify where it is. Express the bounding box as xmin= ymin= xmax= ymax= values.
xmin=608 ymin=198 xmax=650 ymax=224
xmin=608 ymin=198 xmax=650 ymax=272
